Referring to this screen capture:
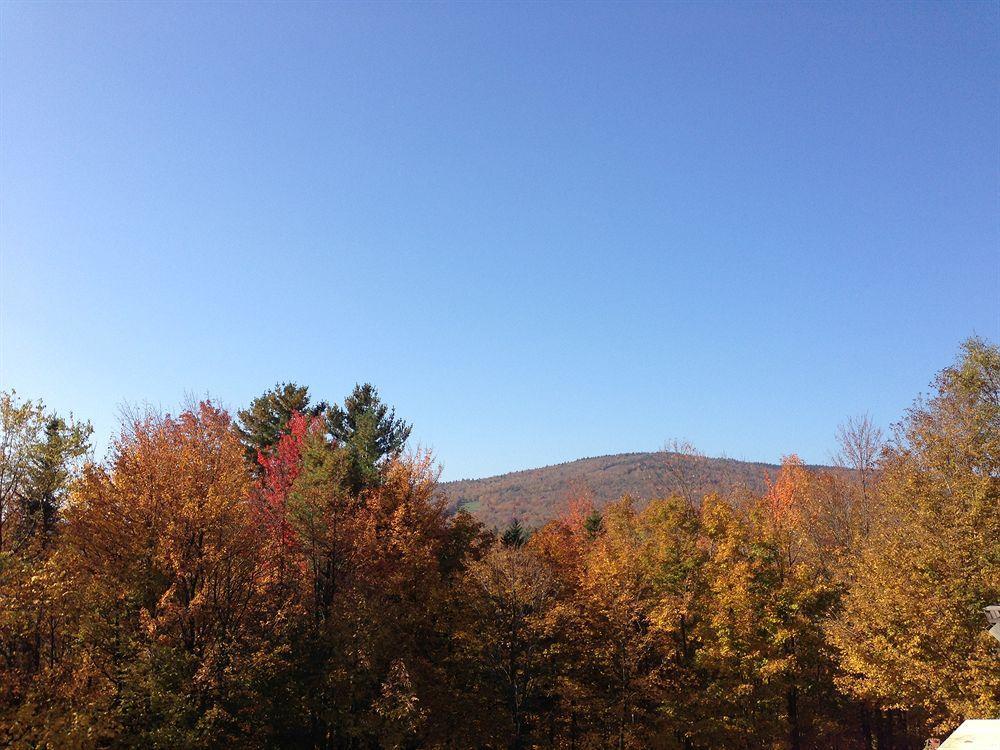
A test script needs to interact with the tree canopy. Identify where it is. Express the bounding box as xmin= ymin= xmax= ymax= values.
xmin=1 ymin=340 xmax=997 ymax=749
